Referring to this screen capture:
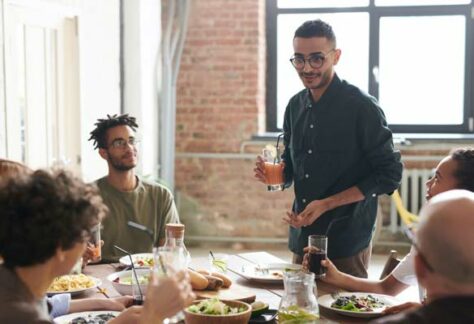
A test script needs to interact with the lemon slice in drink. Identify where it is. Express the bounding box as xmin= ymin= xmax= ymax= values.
xmin=212 ymin=259 xmax=228 ymax=272
xmin=264 ymin=144 xmax=277 ymax=159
